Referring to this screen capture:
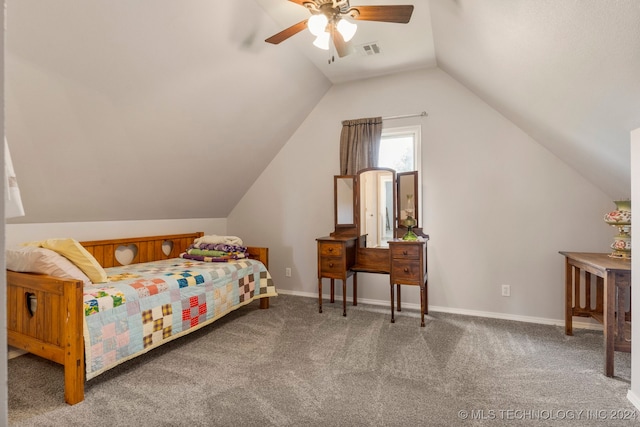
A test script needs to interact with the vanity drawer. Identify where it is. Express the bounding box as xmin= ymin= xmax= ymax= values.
xmin=390 ymin=244 xmax=420 ymax=260
xmin=320 ymin=257 xmax=345 ymax=277
xmin=319 ymin=242 xmax=344 ymax=257
xmin=391 ymin=259 xmax=421 ymax=283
